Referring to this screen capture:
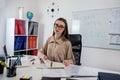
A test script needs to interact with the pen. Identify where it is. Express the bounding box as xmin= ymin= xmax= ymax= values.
xmin=9 ymin=58 xmax=11 ymax=68
xmin=50 ymin=61 xmax=53 ymax=67
xmin=12 ymin=57 xmax=21 ymax=67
